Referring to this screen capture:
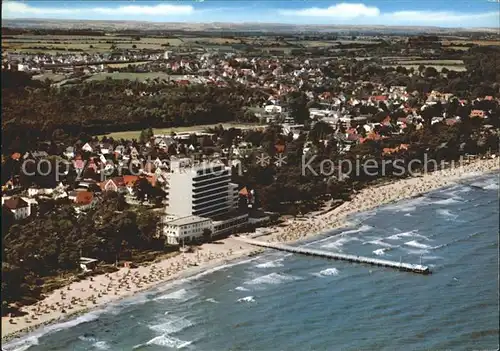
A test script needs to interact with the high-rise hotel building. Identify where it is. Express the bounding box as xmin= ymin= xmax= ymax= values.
xmin=165 ymin=158 xmax=240 ymax=218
